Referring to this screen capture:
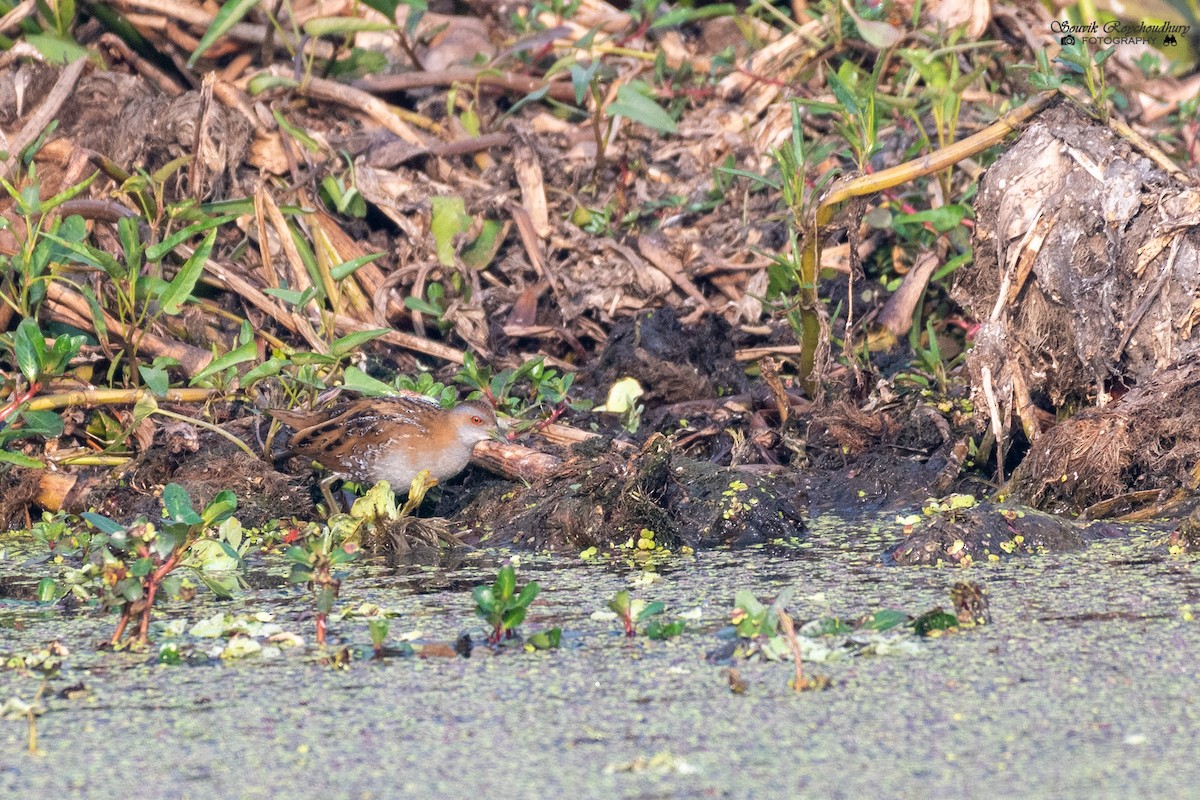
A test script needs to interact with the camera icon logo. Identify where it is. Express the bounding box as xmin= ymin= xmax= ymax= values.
xmin=1060 ymin=34 xmax=1076 ymax=45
